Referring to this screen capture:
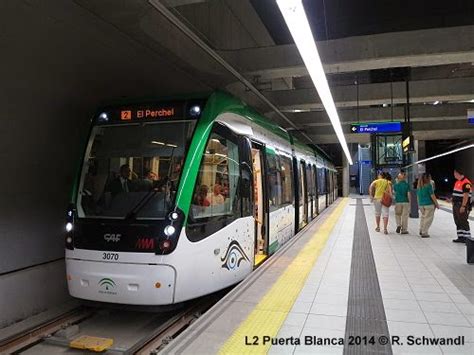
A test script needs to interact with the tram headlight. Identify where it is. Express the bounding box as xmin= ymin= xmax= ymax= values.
xmin=169 ymin=211 xmax=179 ymax=221
xmin=66 ymin=222 xmax=73 ymax=232
xmin=65 ymin=225 xmax=74 ymax=250
xmin=98 ymin=112 xmax=109 ymax=122
xmin=164 ymin=225 xmax=176 ymax=237
xmin=65 ymin=204 xmax=75 ymax=250
xmin=189 ymin=105 xmax=201 ymax=117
